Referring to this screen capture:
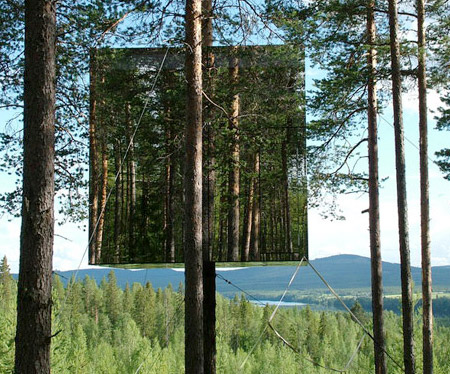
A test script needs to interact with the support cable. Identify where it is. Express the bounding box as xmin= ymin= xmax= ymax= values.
xmin=54 ymin=46 xmax=171 ymax=326
xmin=235 ymin=260 xmax=304 ymax=370
xmin=232 ymin=258 xmax=365 ymax=372
xmin=219 ymin=258 xmax=405 ymax=372
xmin=268 ymin=322 xmax=365 ymax=373
xmin=307 ymin=259 xmax=404 ymax=371
xmin=379 ymin=114 xmax=440 ymax=169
